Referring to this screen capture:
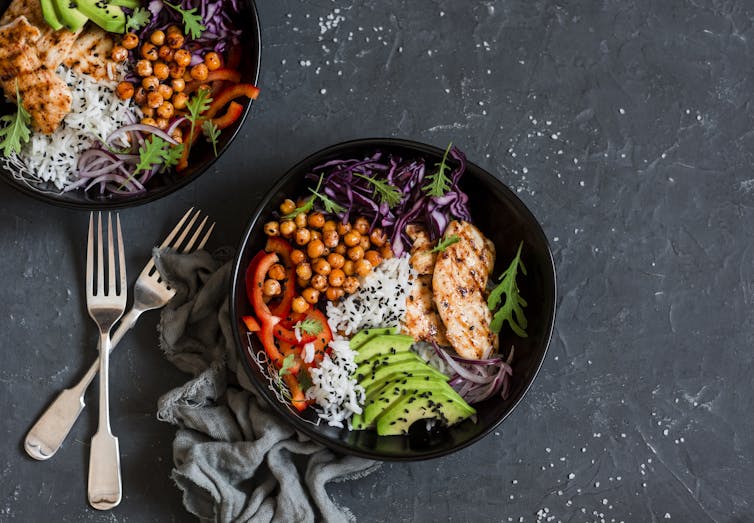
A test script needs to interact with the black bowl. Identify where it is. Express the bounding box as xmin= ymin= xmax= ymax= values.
xmin=0 ymin=0 xmax=261 ymax=210
xmin=230 ymin=138 xmax=557 ymax=461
